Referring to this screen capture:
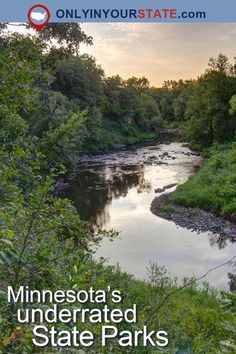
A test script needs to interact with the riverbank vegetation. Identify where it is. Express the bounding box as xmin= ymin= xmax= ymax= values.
xmin=165 ymin=55 xmax=236 ymax=220
xmin=0 ymin=23 xmax=235 ymax=352
xmin=172 ymin=143 xmax=236 ymax=219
